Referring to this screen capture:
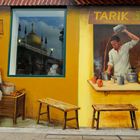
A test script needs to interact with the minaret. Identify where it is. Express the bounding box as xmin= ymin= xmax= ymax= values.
xmin=18 ymin=23 xmax=21 ymax=40
xmin=45 ymin=37 xmax=47 ymax=44
xmin=24 ymin=26 xmax=27 ymax=35
xmin=41 ymin=36 xmax=43 ymax=43
xmin=31 ymin=23 xmax=34 ymax=33
xmin=18 ymin=24 xmax=21 ymax=32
